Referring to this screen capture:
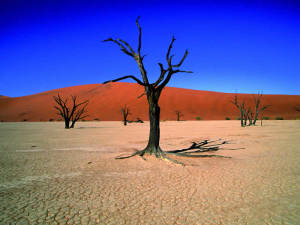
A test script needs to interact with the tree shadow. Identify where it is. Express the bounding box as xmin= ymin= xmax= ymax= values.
xmin=116 ymin=139 xmax=244 ymax=165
